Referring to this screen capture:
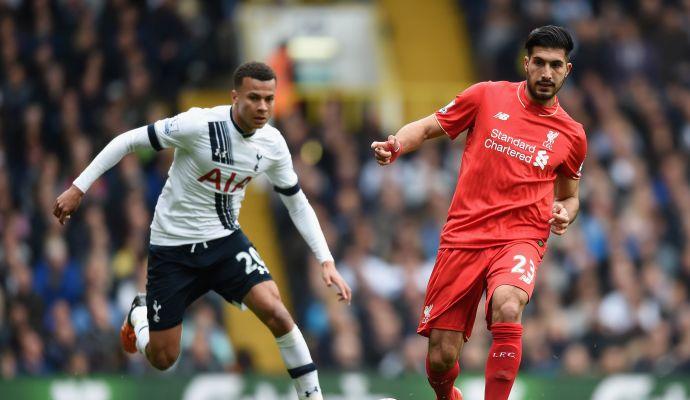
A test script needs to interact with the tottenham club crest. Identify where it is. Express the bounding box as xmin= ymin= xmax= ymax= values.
xmin=153 ymin=300 xmax=162 ymax=323
xmin=543 ymin=130 xmax=559 ymax=150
